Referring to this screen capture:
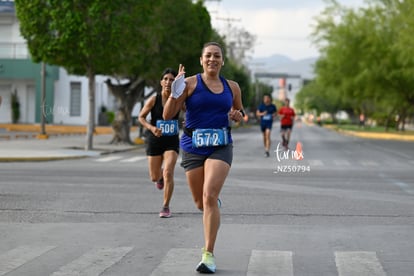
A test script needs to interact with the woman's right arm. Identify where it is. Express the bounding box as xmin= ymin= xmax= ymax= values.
xmin=138 ymin=96 xmax=159 ymax=136
xmin=163 ymin=92 xmax=187 ymax=120
xmin=163 ymin=64 xmax=188 ymax=120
